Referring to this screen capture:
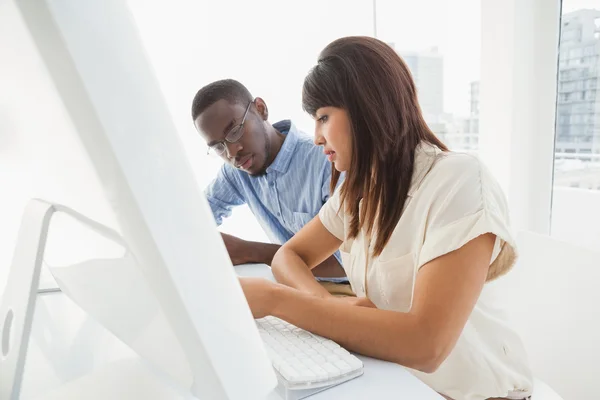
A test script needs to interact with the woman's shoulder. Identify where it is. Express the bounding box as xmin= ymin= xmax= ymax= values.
xmin=435 ymin=151 xmax=482 ymax=175
xmin=412 ymin=148 xmax=484 ymax=193
xmin=426 ymin=150 xmax=499 ymax=190
xmin=415 ymin=148 xmax=507 ymax=212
